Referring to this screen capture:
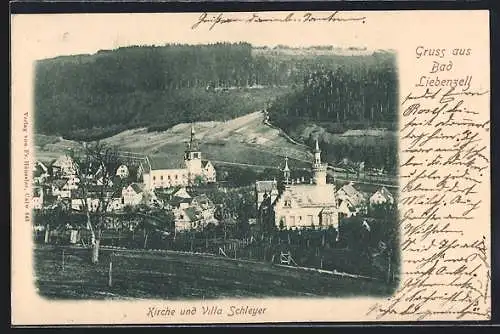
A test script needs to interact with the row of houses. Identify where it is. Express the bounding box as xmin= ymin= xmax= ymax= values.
xmin=33 ymin=150 xmax=219 ymax=232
